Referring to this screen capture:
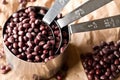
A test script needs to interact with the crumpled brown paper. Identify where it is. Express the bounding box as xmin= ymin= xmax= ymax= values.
xmin=0 ymin=0 xmax=120 ymax=80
